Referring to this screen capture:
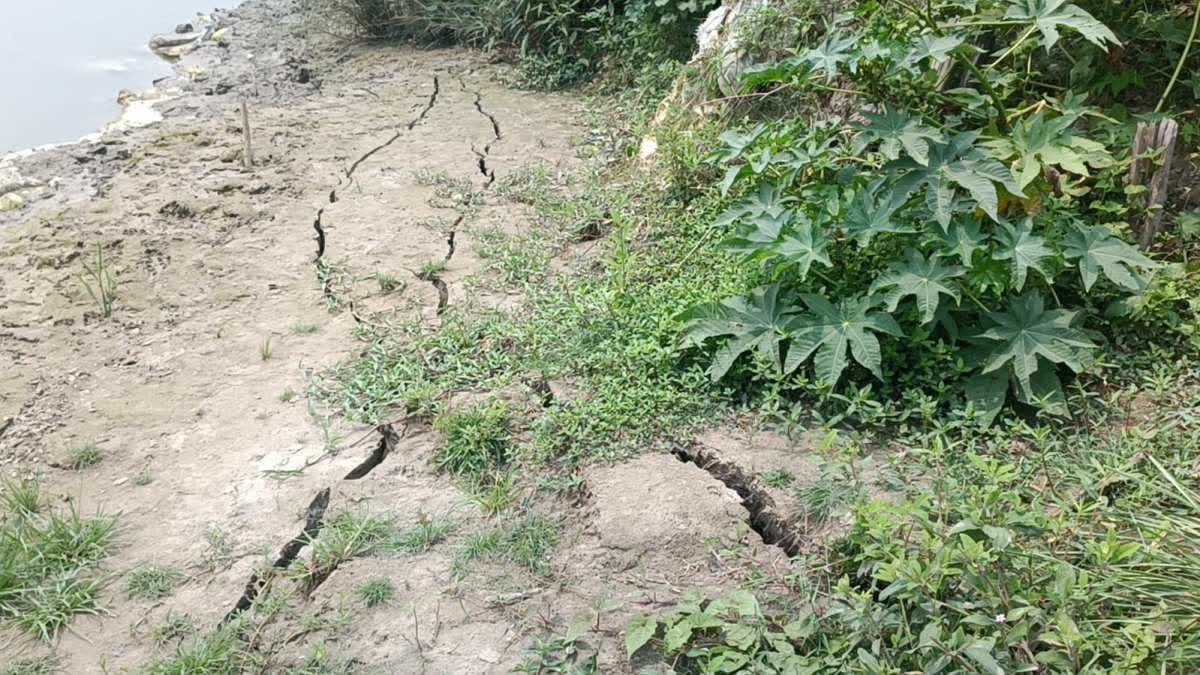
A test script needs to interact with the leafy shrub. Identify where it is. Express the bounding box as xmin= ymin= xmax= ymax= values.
xmin=316 ymin=0 xmax=719 ymax=86
xmin=678 ymin=0 xmax=1182 ymax=425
